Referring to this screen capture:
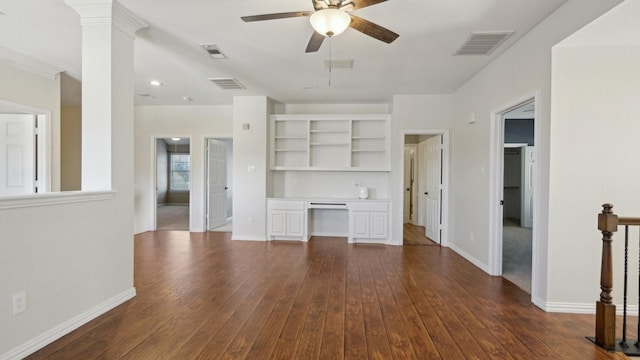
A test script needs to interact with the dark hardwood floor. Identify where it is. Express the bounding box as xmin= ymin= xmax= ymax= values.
xmin=403 ymin=223 xmax=439 ymax=245
xmin=26 ymin=231 xmax=631 ymax=359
